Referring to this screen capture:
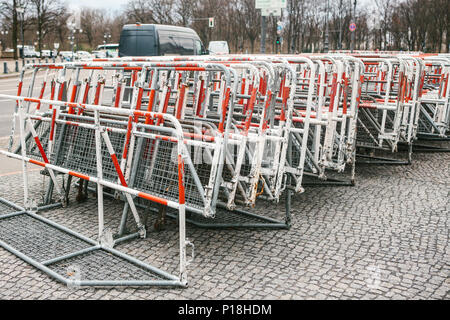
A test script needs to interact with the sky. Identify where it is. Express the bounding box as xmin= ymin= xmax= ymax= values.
xmin=66 ymin=0 xmax=129 ymax=11
xmin=67 ymin=0 xmax=375 ymax=11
